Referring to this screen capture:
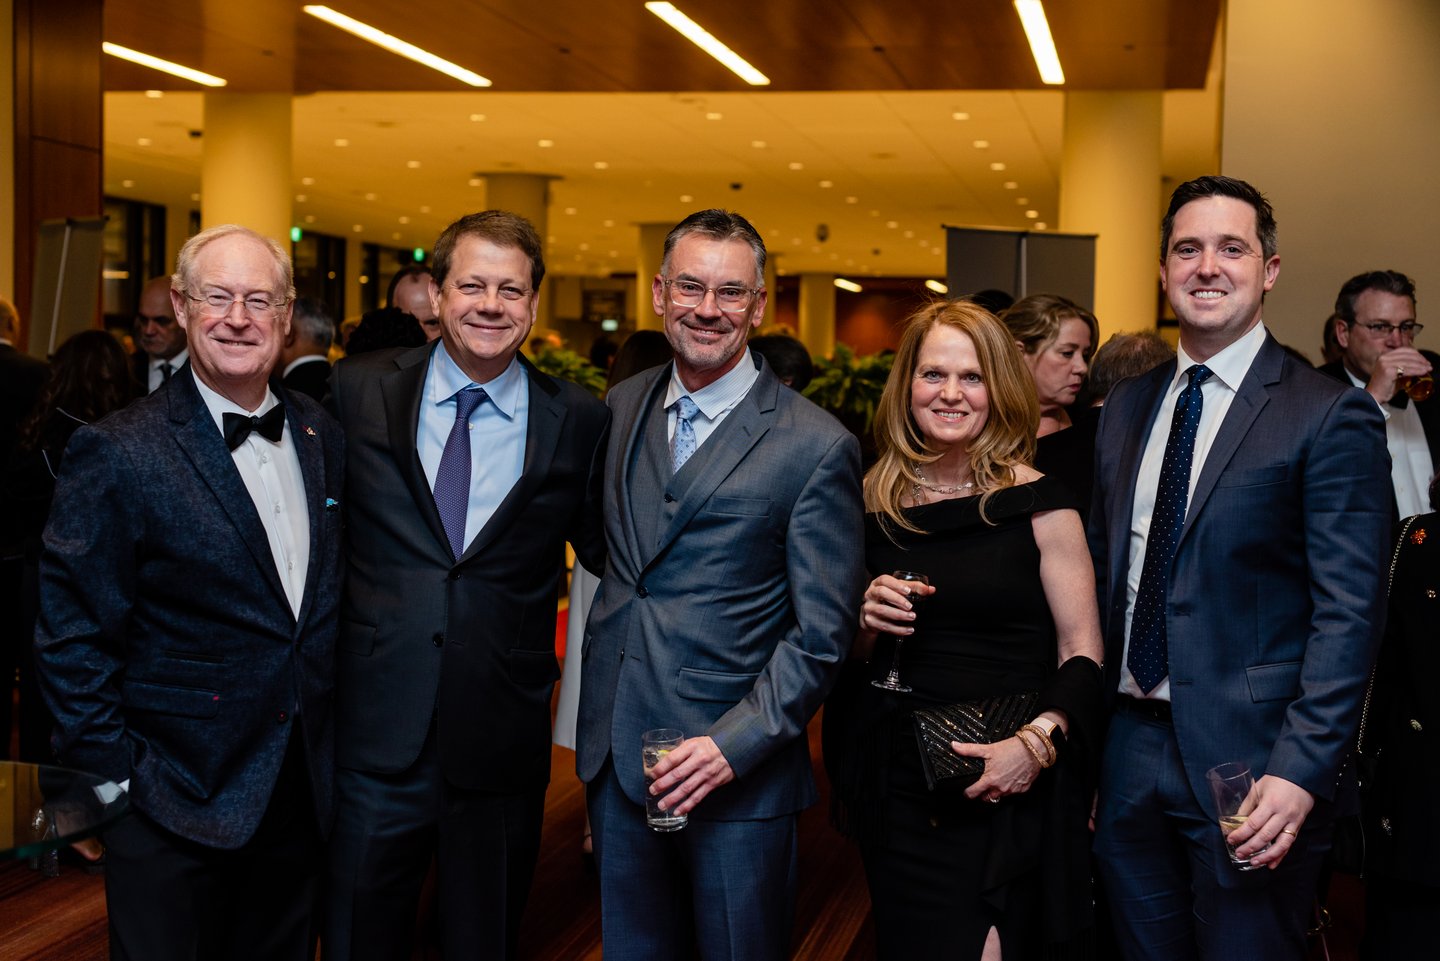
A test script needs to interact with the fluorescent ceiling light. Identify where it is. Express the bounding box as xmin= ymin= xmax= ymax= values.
xmin=645 ymin=3 xmax=770 ymax=86
xmin=925 ymin=280 xmax=949 ymax=294
xmin=101 ymin=43 xmax=227 ymax=87
xmin=834 ymin=278 xmax=863 ymax=293
xmin=1013 ymin=0 xmax=1065 ymax=85
xmin=303 ymin=6 xmax=491 ymax=87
